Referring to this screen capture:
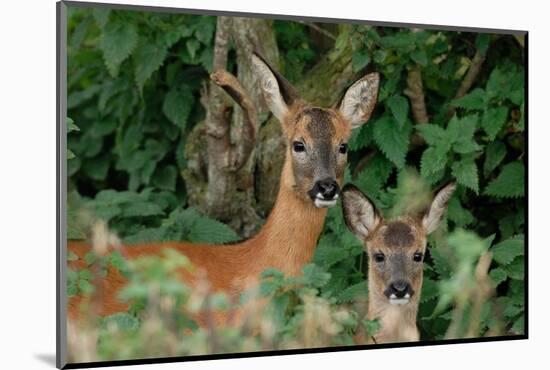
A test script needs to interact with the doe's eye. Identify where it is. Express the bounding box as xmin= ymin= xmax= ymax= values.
xmin=293 ymin=141 xmax=306 ymax=153
xmin=413 ymin=252 xmax=423 ymax=262
xmin=373 ymin=253 xmax=385 ymax=263
xmin=339 ymin=143 xmax=348 ymax=154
